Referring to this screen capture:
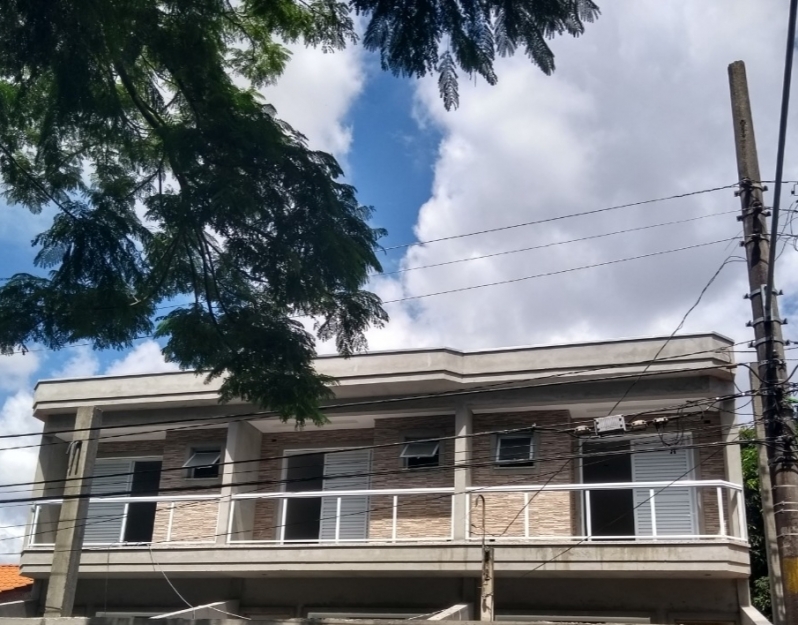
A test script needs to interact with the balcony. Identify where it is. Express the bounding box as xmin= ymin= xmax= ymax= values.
xmin=27 ymin=479 xmax=748 ymax=547
xmin=21 ymin=478 xmax=749 ymax=578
